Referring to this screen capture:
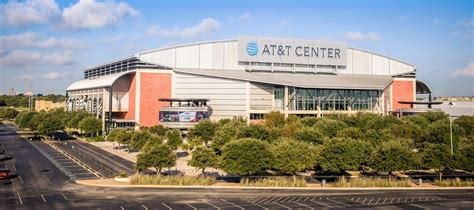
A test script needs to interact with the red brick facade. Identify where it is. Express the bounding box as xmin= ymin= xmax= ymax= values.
xmin=139 ymin=72 xmax=172 ymax=127
xmin=391 ymin=79 xmax=415 ymax=110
